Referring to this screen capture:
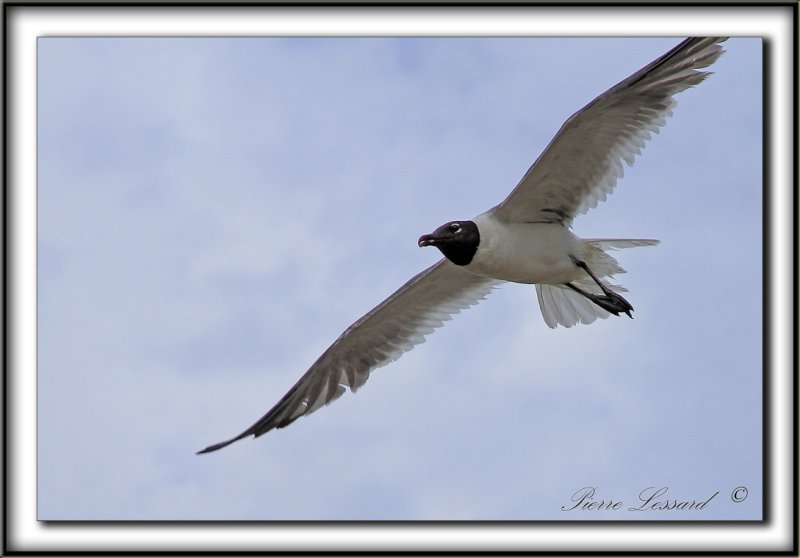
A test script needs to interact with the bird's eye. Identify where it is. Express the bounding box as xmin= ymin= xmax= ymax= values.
xmin=450 ymin=223 xmax=461 ymax=233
